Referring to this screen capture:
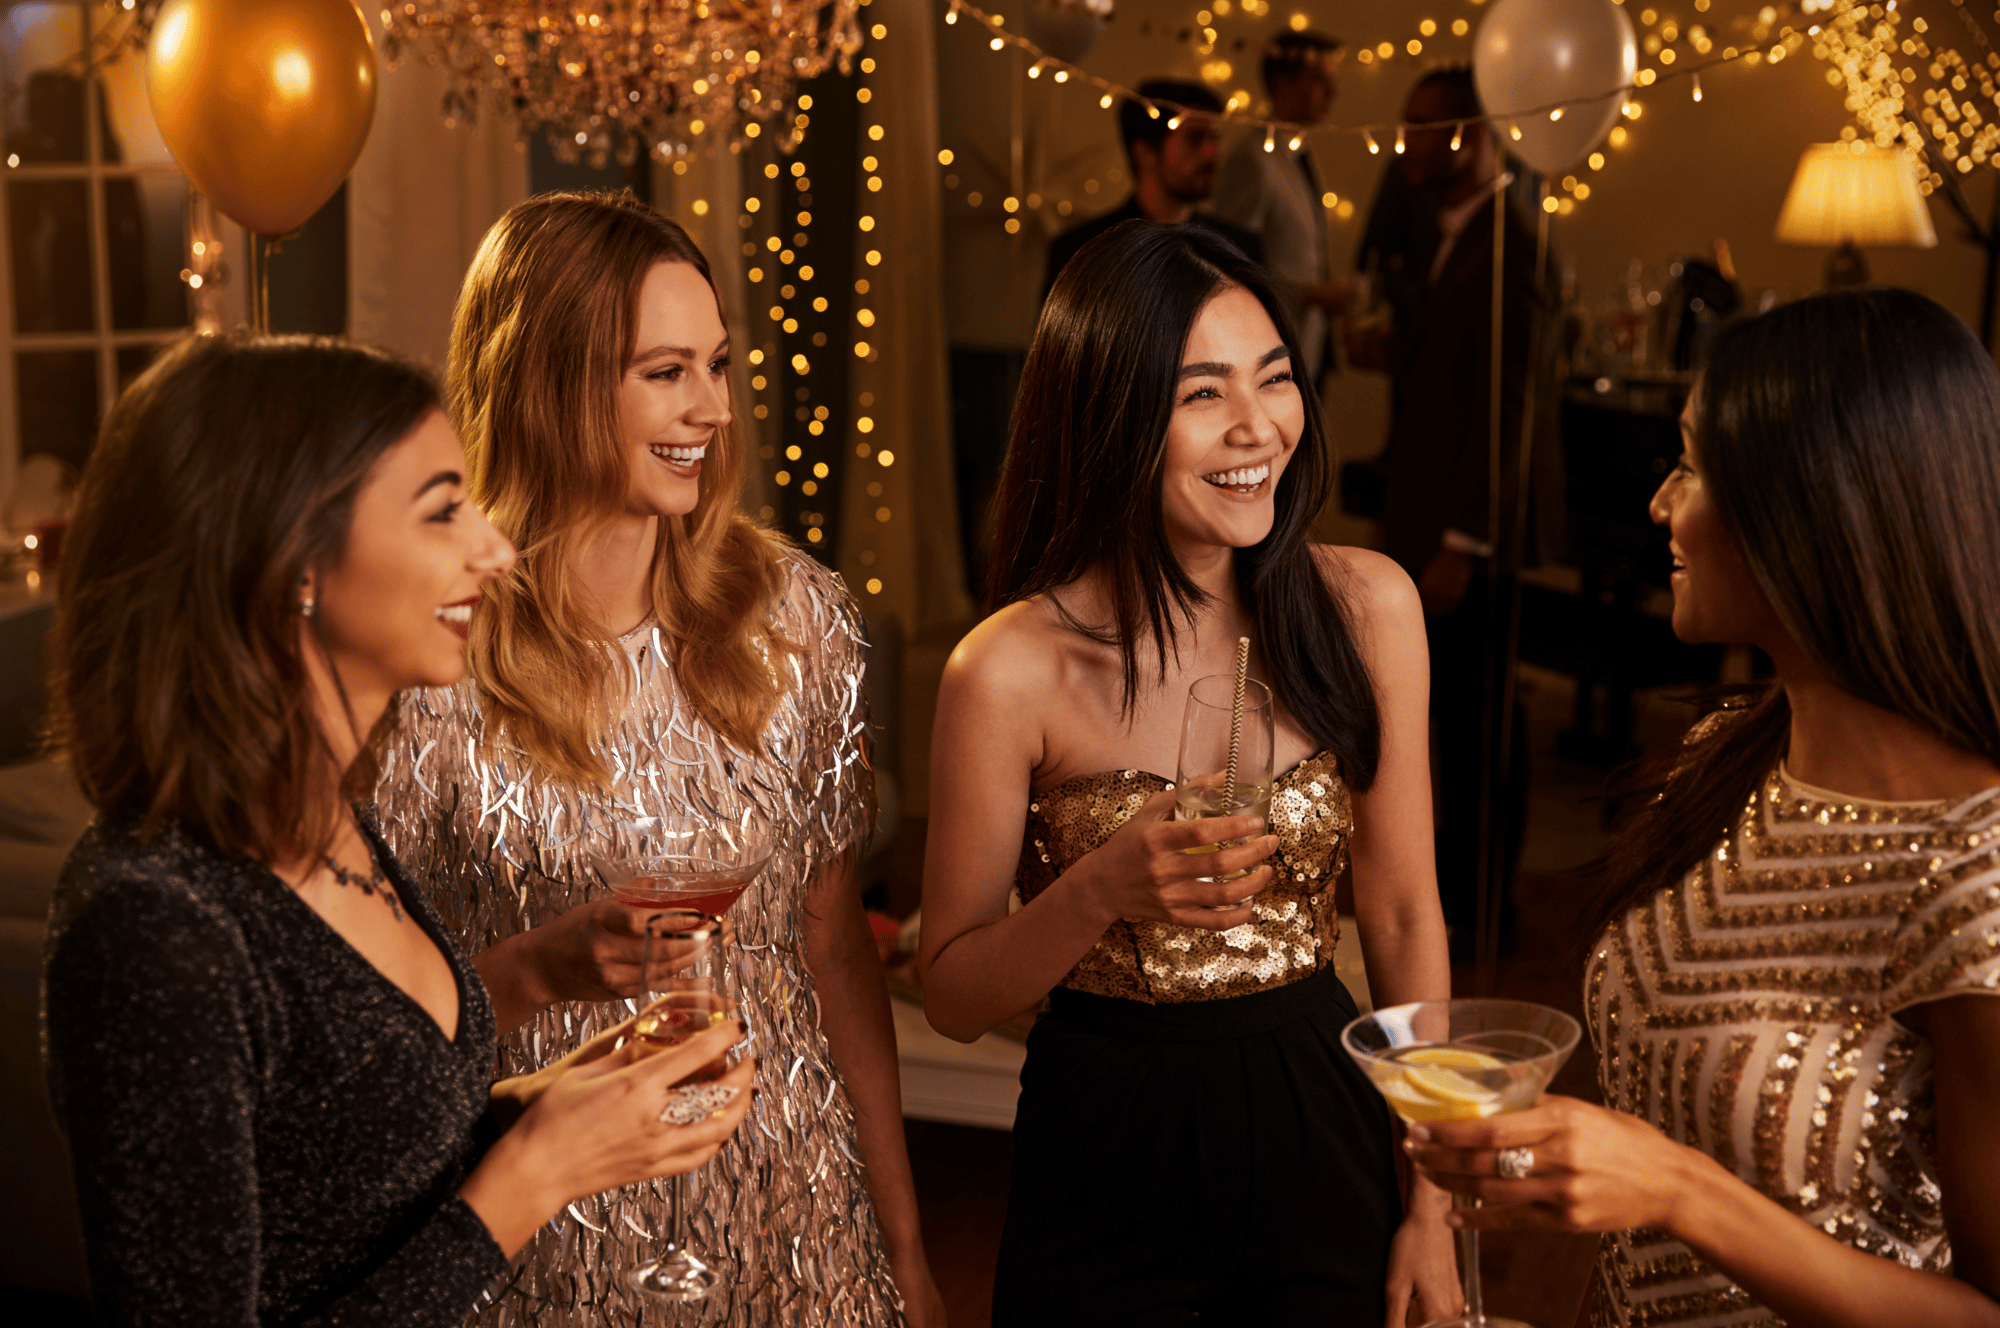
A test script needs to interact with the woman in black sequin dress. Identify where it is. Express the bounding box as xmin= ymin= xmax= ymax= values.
xmin=41 ymin=334 xmax=754 ymax=1327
